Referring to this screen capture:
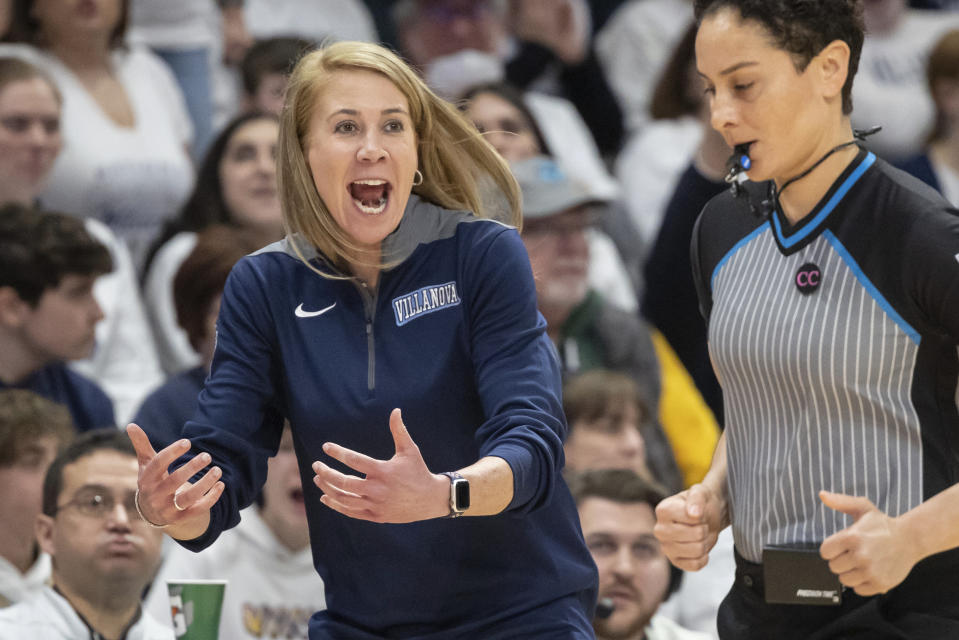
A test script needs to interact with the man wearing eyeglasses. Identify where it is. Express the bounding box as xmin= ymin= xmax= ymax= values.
xmin=0 ymin=429 xmax=172 ymax=639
